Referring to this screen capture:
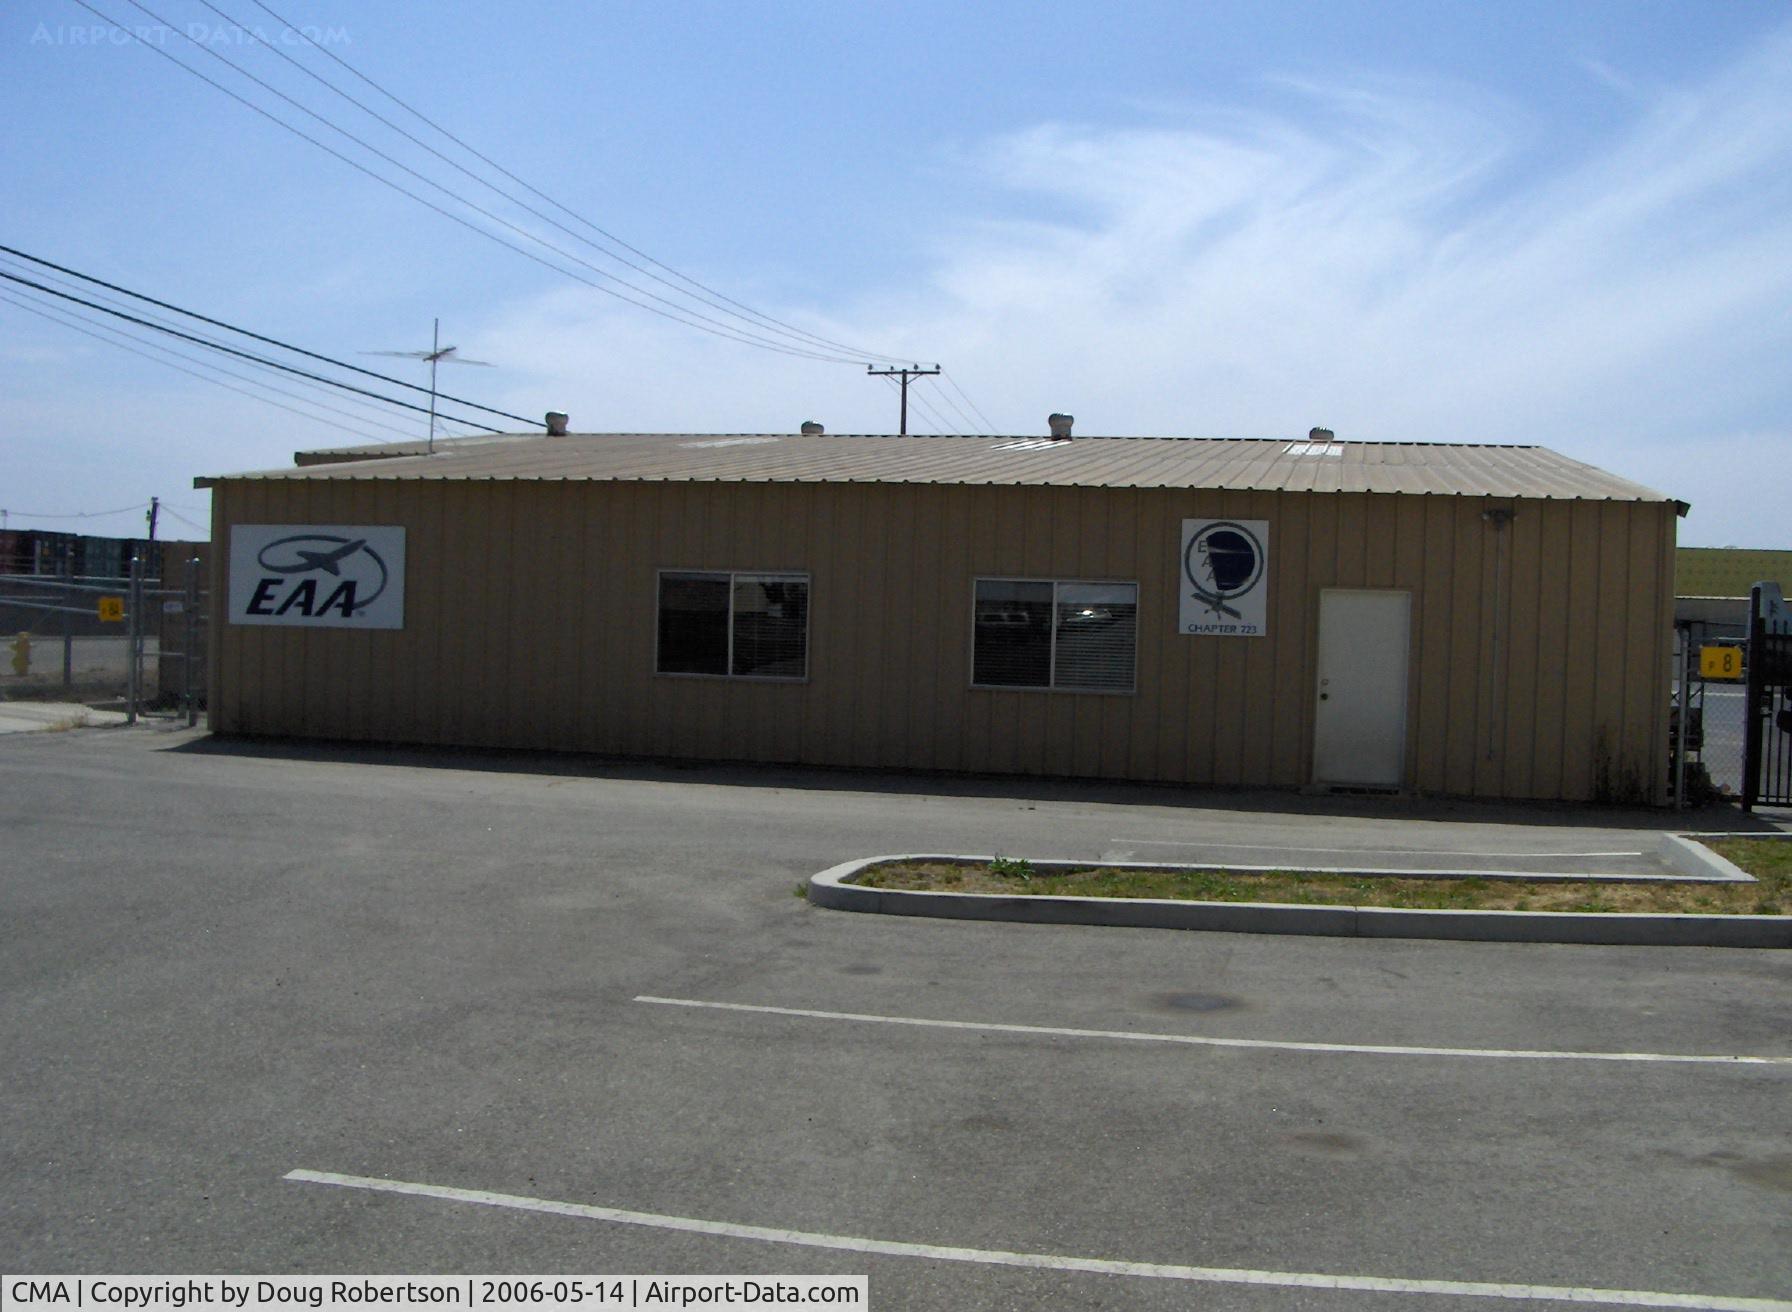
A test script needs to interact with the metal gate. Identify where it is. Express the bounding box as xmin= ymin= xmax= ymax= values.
xmin=1743 ymin=582 xmax=1792 ymax=811
xmin=1 ymin=549 xmax=206 ymax=724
